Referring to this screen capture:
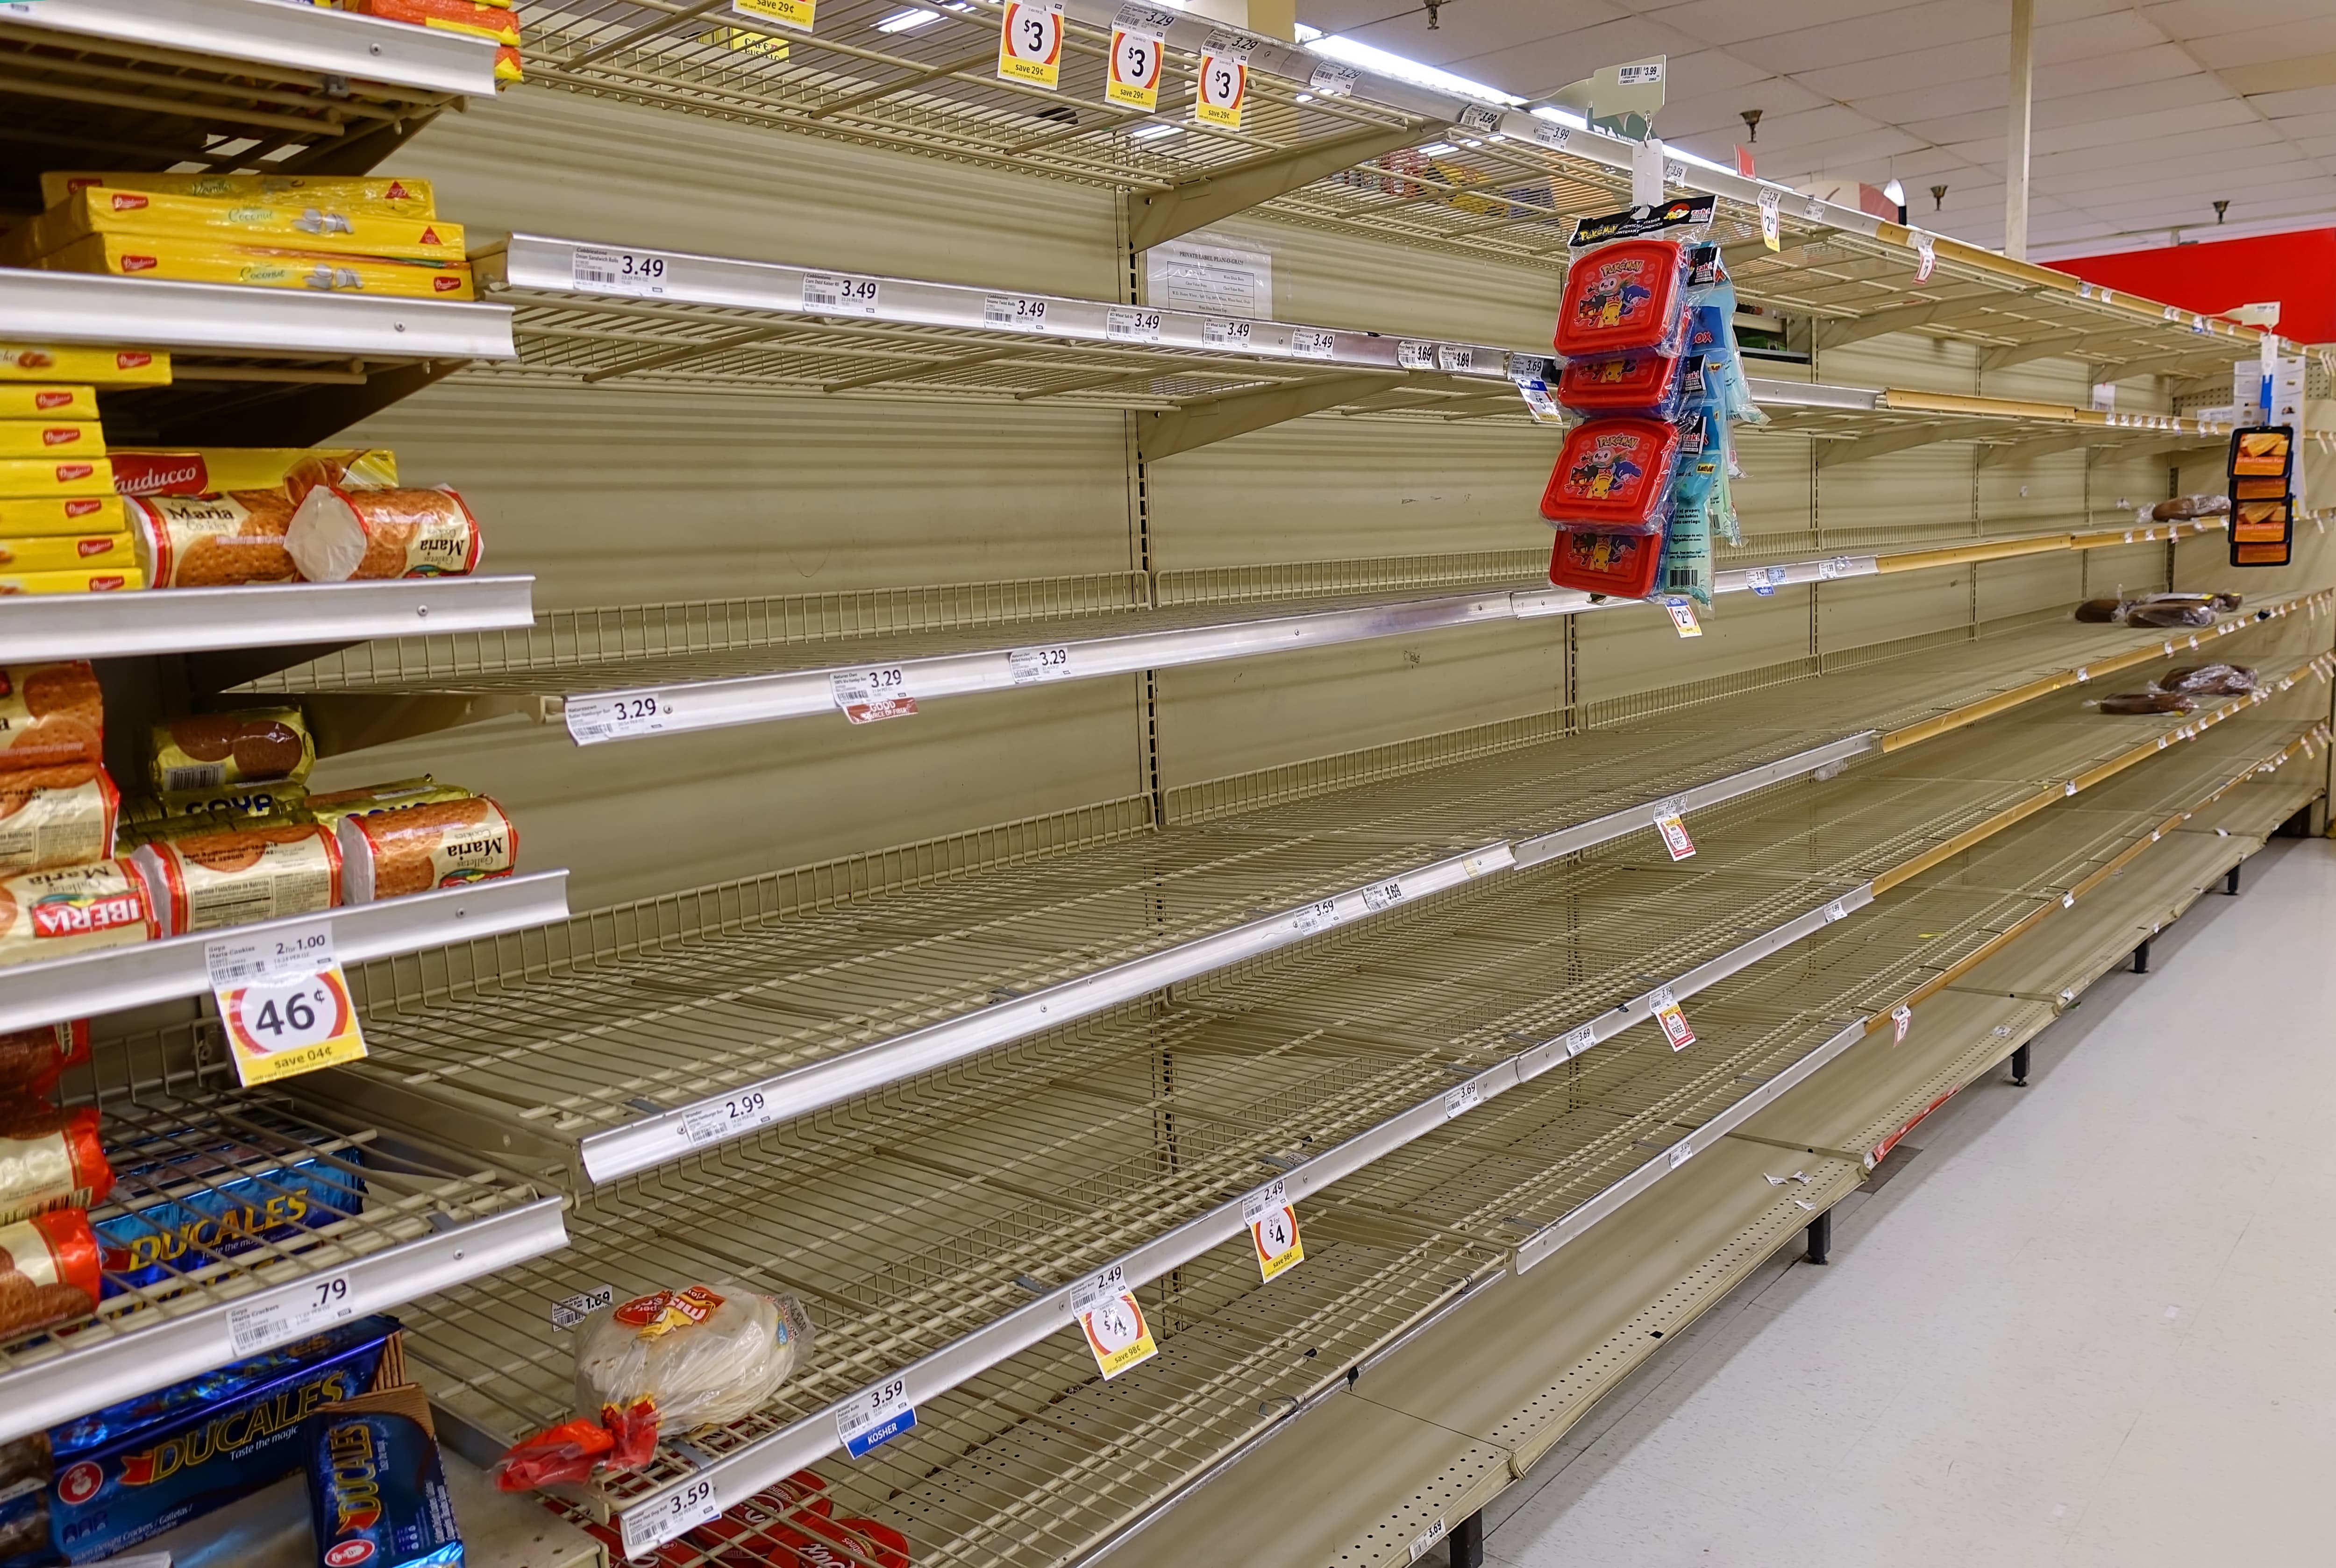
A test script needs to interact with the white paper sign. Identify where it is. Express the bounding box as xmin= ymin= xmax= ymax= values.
xmin=571 ymin=246 xmax=673 ymax=297
xmin=1146 ymin=237 xmax=1272 ymax=319
xmin=226 ymin=1272 xmax=360 ymax=1357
